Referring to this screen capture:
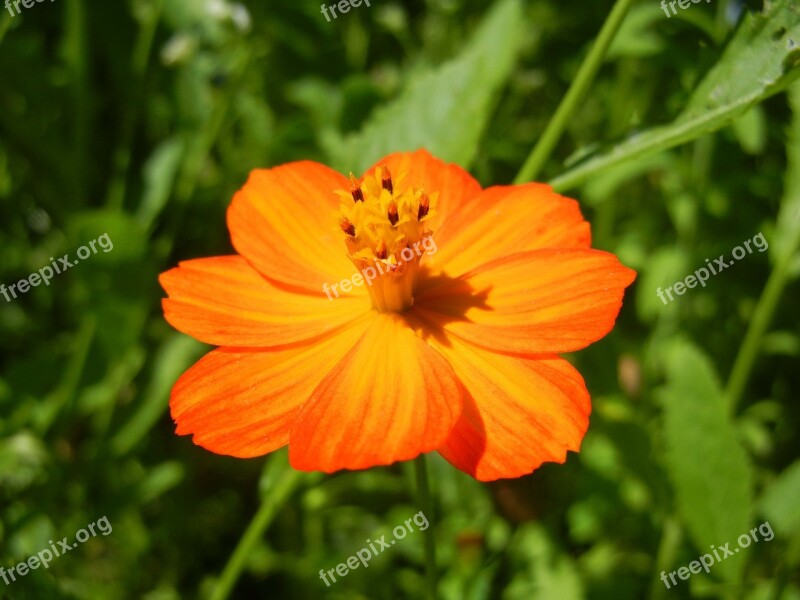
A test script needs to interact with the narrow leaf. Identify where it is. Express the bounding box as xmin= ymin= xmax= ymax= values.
xmin=551 ymin=0 xmax=800 ymax=191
